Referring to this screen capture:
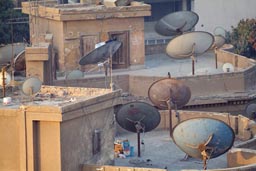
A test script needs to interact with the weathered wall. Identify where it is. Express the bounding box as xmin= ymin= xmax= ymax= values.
xmin=193 ymin=0 xmax=256 ymax=33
